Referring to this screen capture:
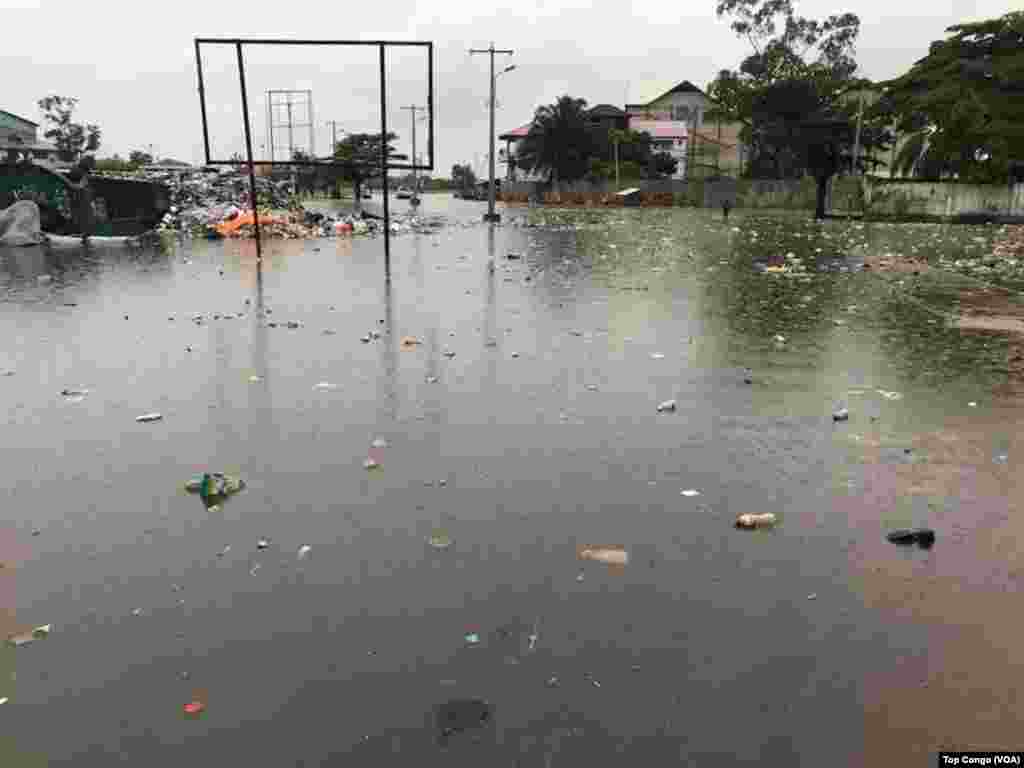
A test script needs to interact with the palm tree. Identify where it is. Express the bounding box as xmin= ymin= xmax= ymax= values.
xmin=516 ymin=96 xmax=594 ymax=187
